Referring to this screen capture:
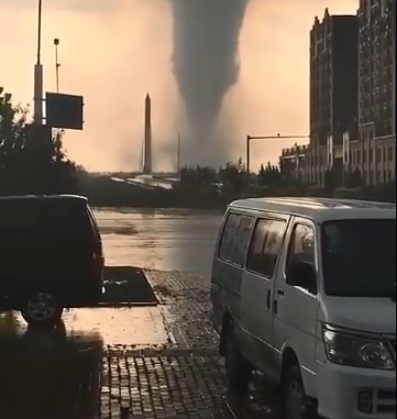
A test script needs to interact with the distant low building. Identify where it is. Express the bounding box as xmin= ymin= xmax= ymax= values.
xmin=279 ymin=144 xmax=309 ymax=181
